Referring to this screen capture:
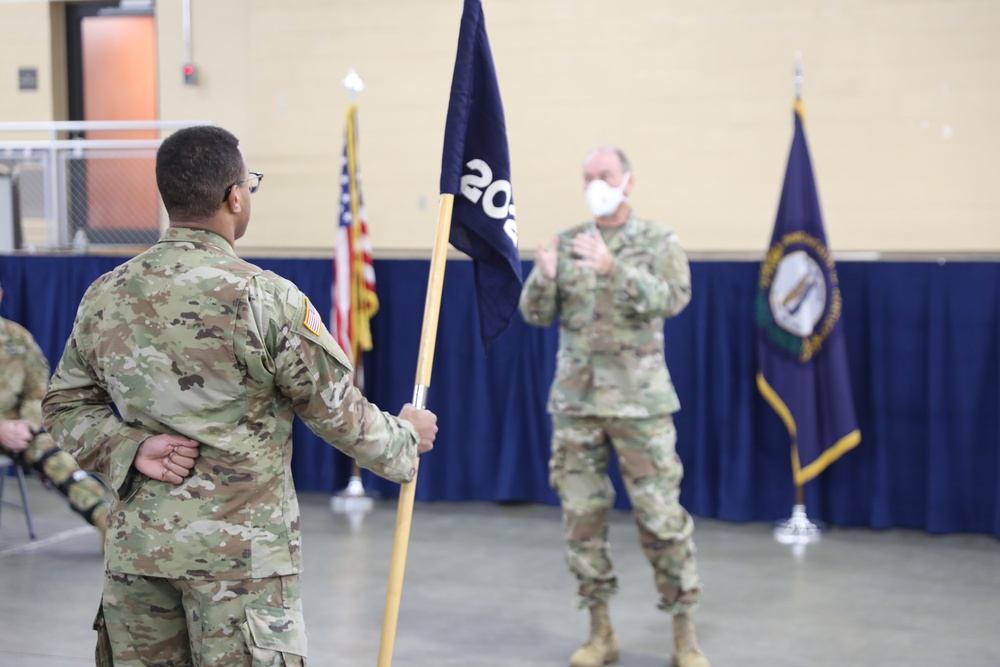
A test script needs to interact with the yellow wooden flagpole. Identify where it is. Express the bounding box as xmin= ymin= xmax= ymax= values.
xmin=376 ymin=192 xmax=454 ymax=667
